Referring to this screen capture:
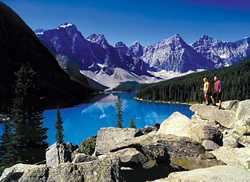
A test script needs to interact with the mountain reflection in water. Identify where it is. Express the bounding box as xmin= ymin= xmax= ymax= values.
xmin=3 ymin=92 xmax=193 ymax=146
